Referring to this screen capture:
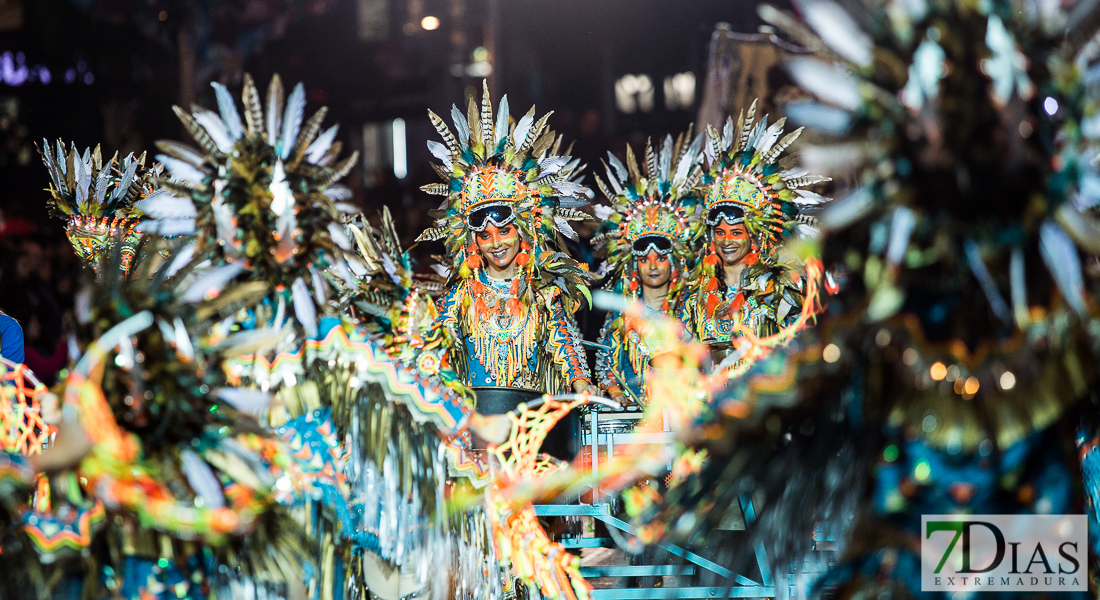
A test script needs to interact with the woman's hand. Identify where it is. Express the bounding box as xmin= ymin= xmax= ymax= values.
xmin=571 ymin=380 xmax=599 ymax=396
